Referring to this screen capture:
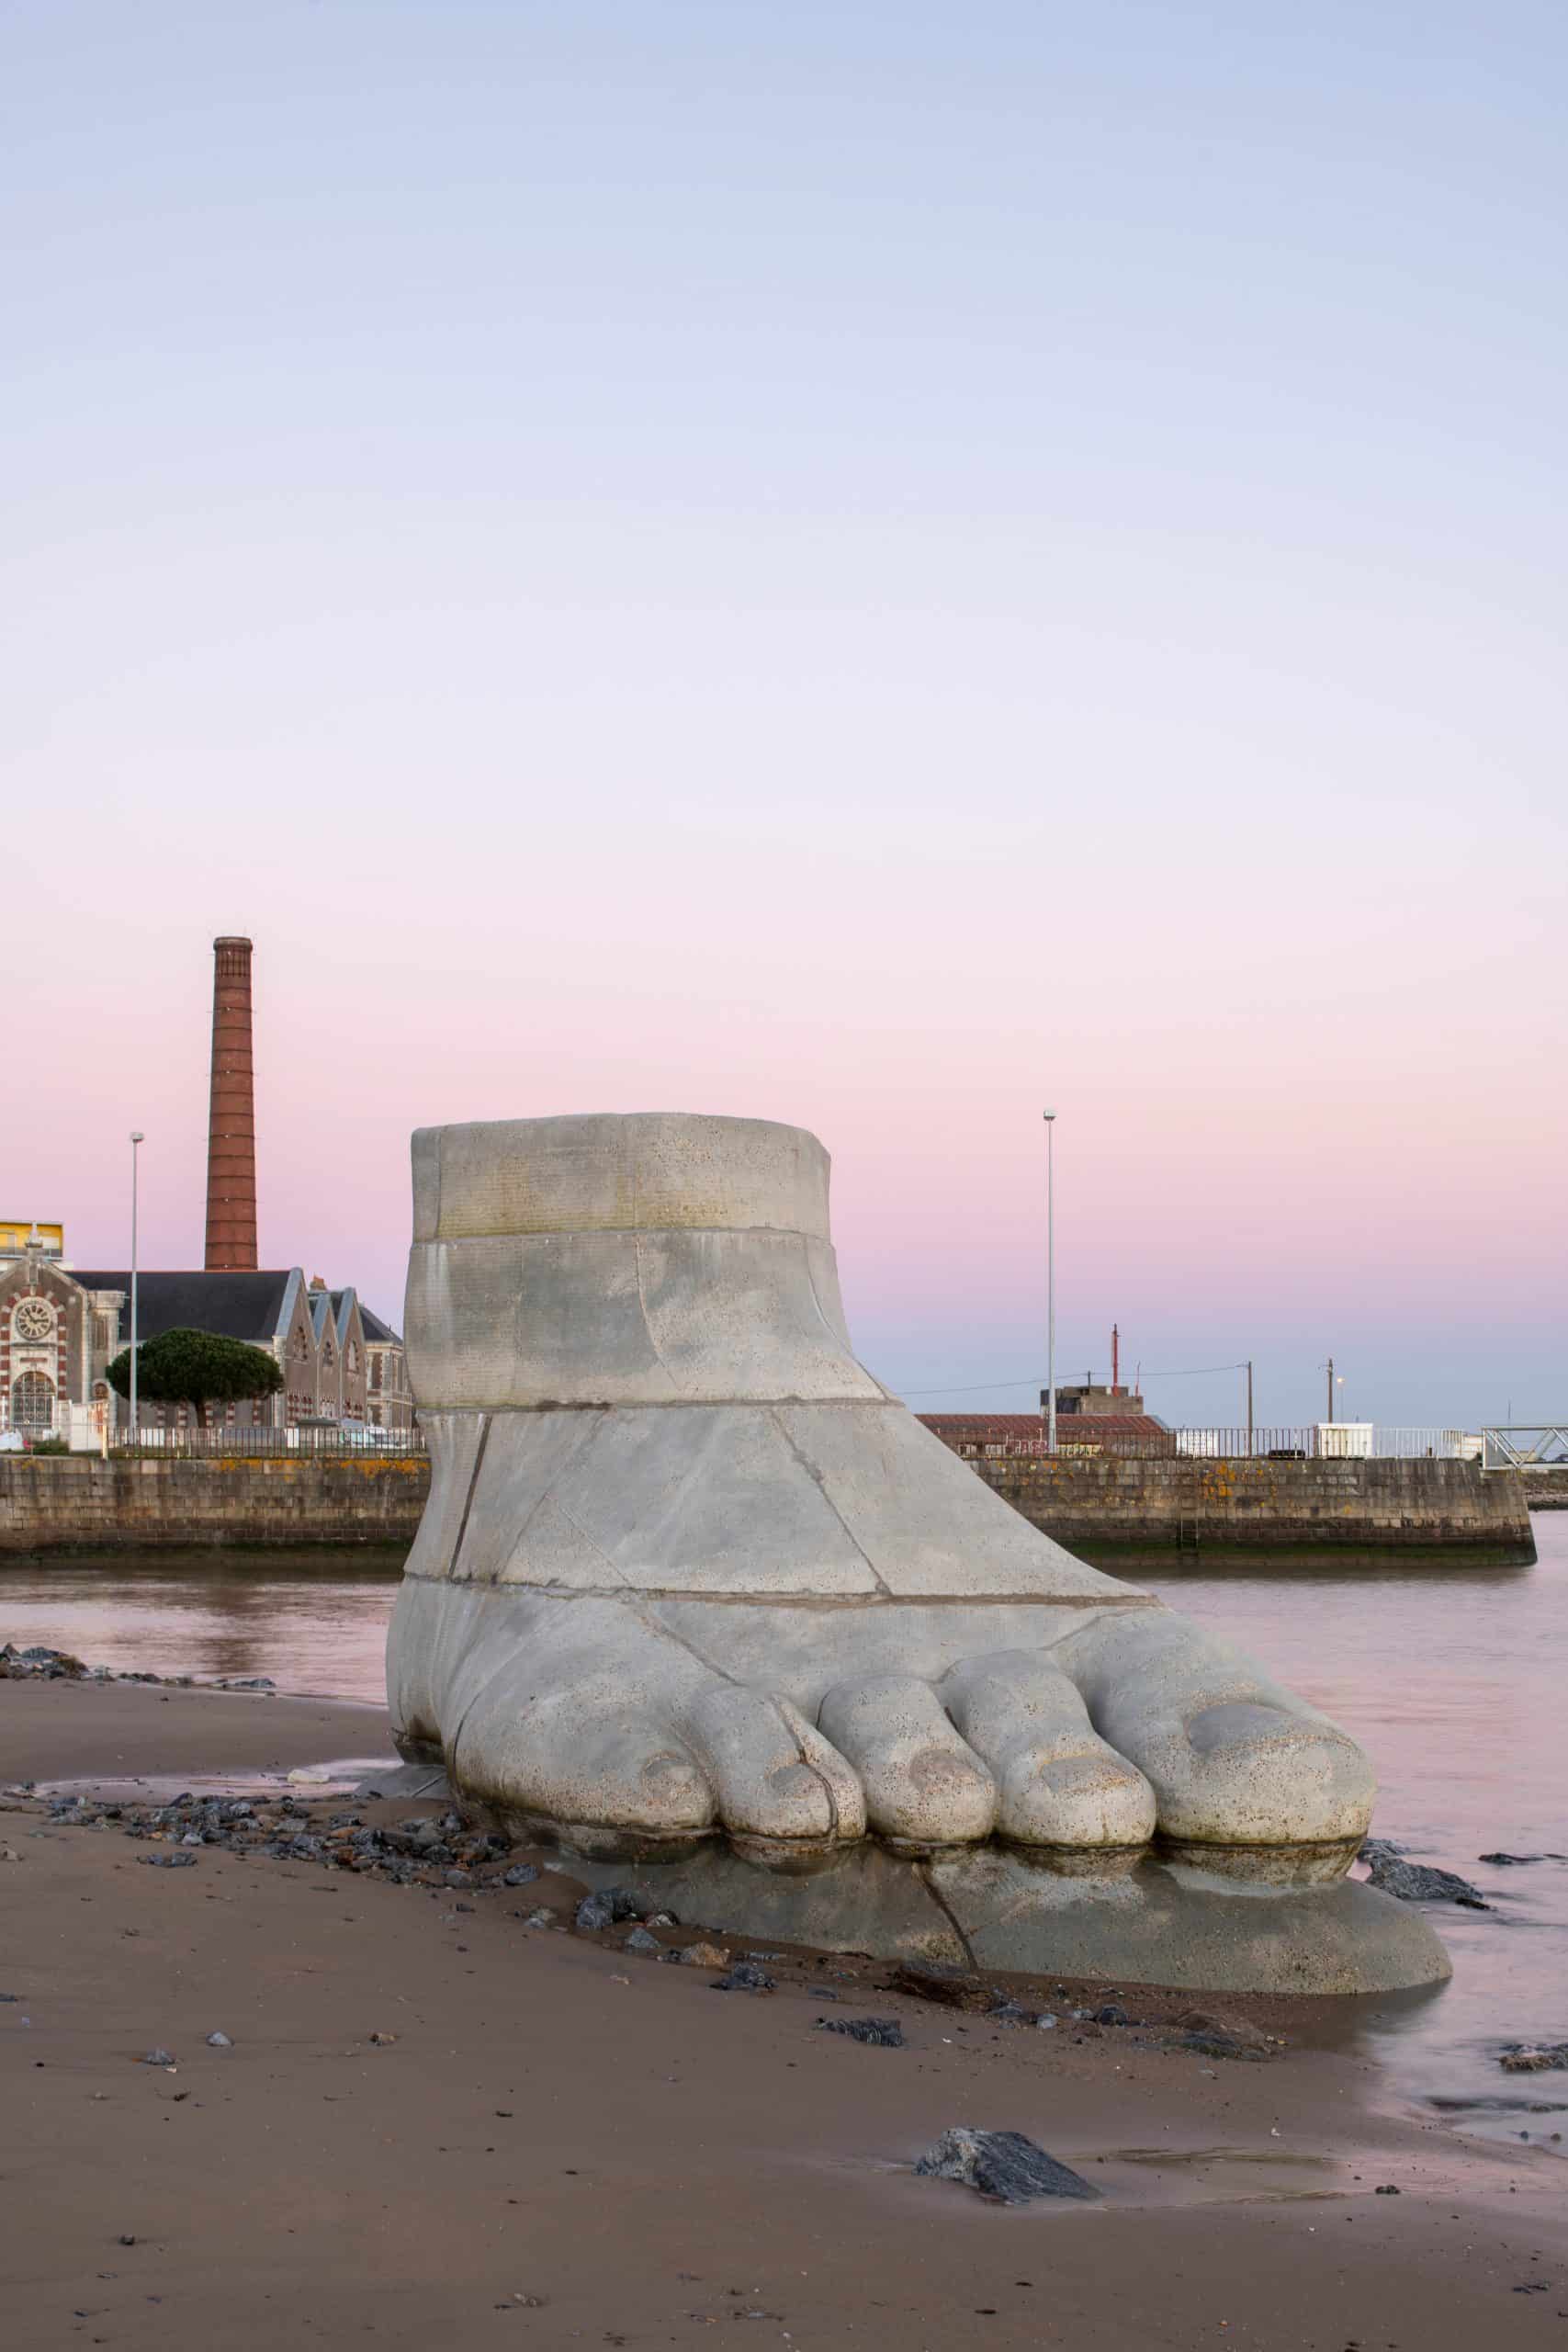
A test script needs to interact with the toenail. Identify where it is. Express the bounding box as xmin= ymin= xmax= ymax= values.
xmin=1185 ymin=1702 xmax=1302 ymax=1755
